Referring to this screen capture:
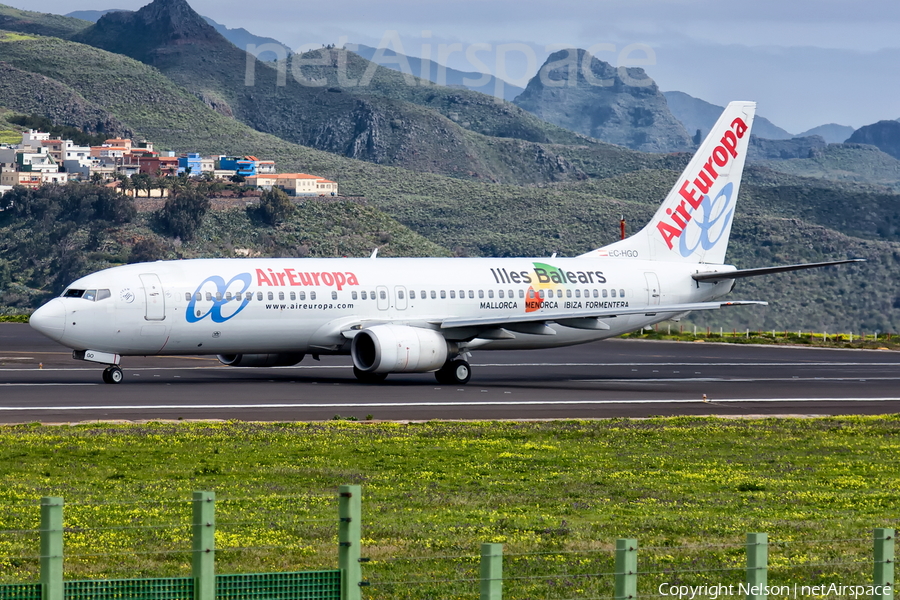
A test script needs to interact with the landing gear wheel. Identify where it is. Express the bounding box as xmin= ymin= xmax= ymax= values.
xmin=353 ymin=366 xmax=388 ymax=384
xmin=102 ymin=366 xmax=123 ymax=384
xmin=435 ymin=359 xmax=471 ymax=385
